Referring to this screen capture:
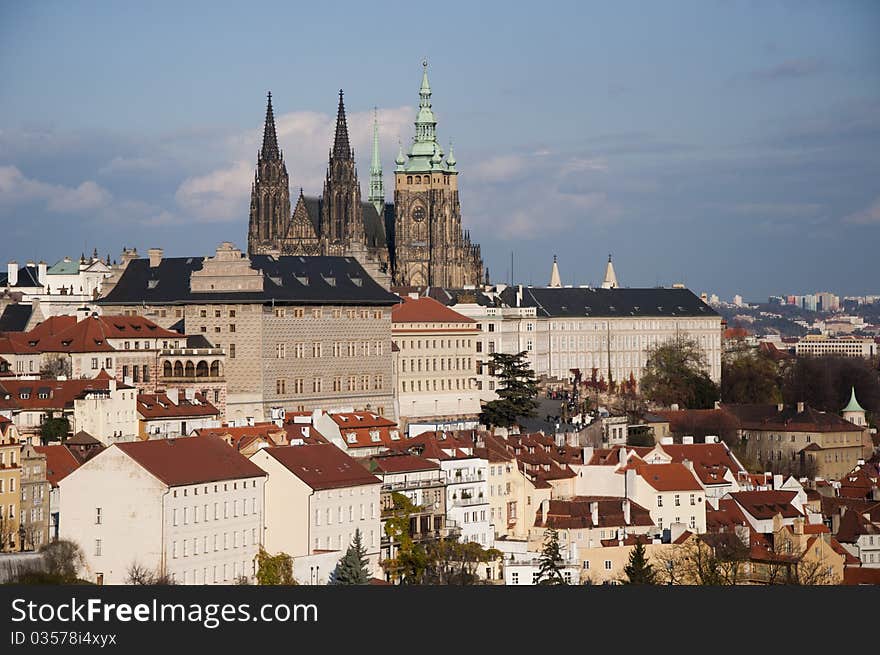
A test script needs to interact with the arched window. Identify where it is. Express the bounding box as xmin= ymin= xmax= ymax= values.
xmin=163 ymin=361 xmax=172 ymax=377
xmin=210 ymin=361 xmax=221 ymax=377
xmin=407 ymin=176 xmax=412 ymax=184
xmin=185 ymin=361 xmax=195 ymax=377
xmin=415 ymin=175 xmax=421 ymax=184
xmin=173 ymin=361 xmax=183 ymax=377
xmin=196 ymin=361 xmax=209 ymax=377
